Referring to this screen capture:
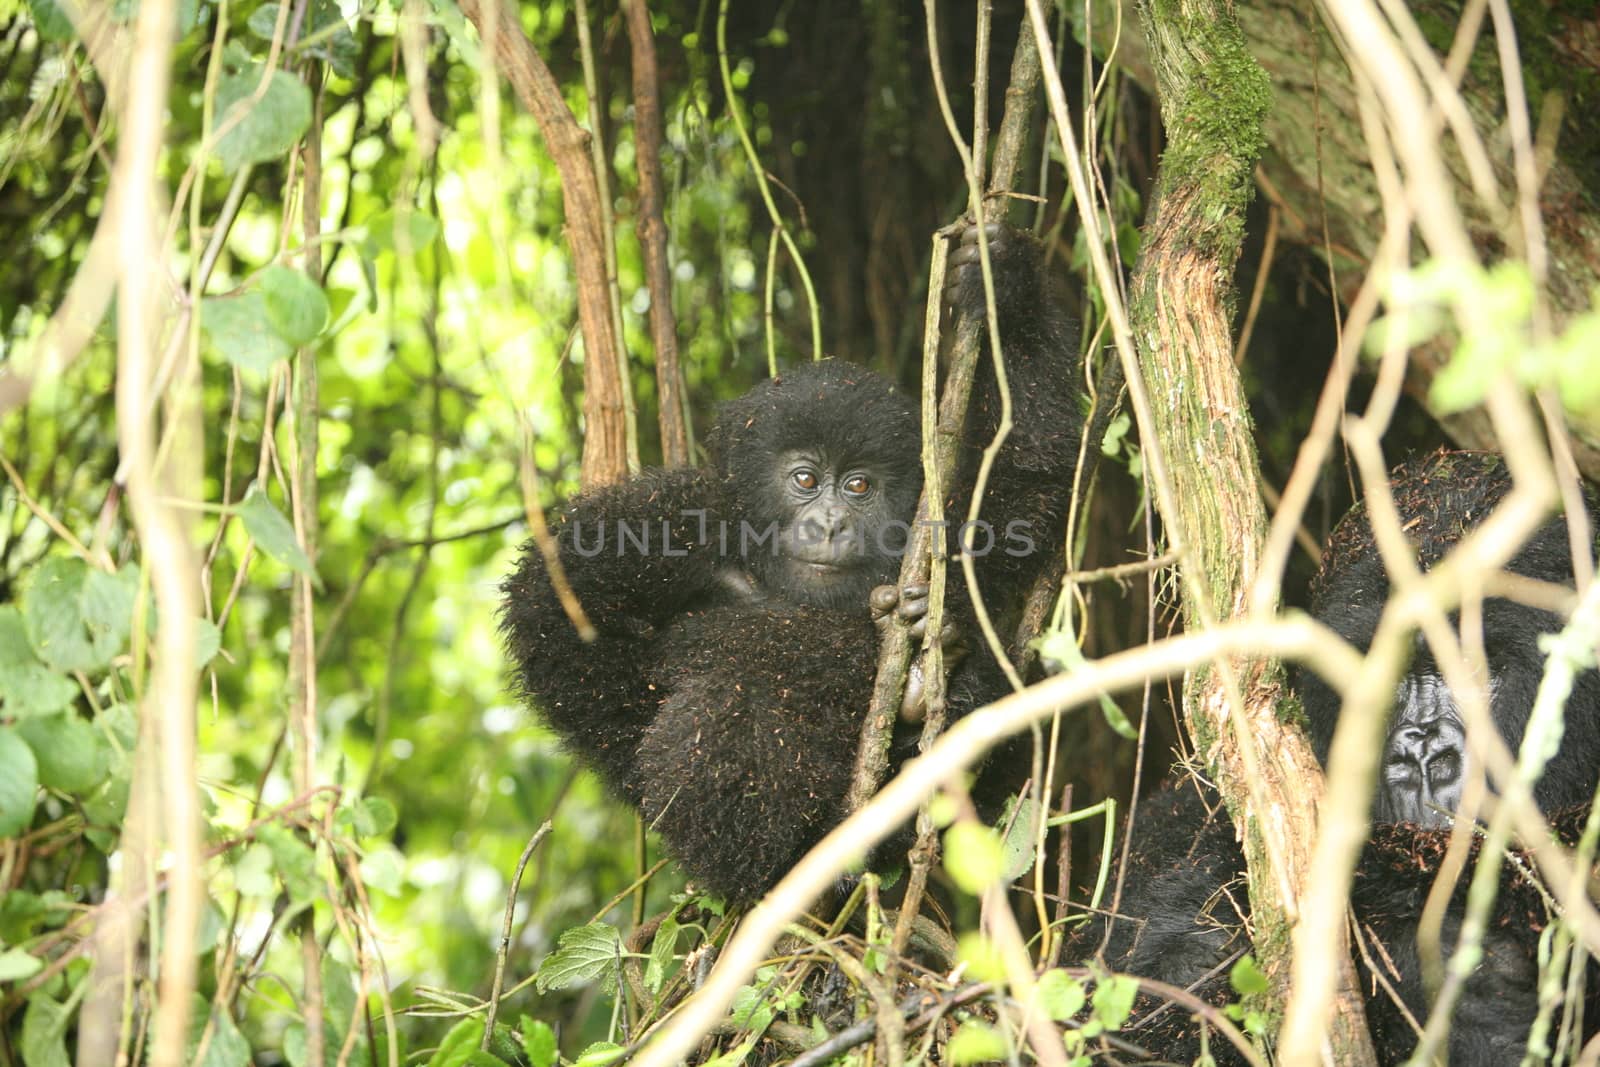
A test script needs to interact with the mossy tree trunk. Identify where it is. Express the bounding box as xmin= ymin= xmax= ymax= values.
xmin=1101 ymin=0 xmax=1600 ymax=477
xmin=1128 ymin=2 xmax=1377 ymax=1062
